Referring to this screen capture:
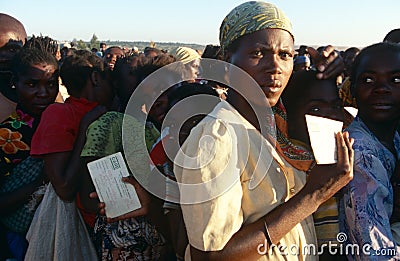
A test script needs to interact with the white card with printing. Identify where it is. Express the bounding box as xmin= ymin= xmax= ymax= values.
xmin=305 ymin=114 xmax=343 ymax=164
xmin=87 ymin=152 xmax=141 ymax=218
